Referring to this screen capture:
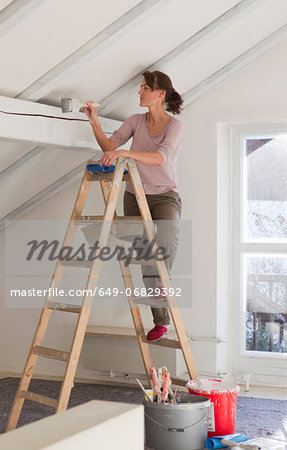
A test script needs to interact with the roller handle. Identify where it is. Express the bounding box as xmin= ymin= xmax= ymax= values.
xmin=150 ymin=367 xmax=161 ymax=395
xmin=162 ymin=372 xmax=170 ymax=402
